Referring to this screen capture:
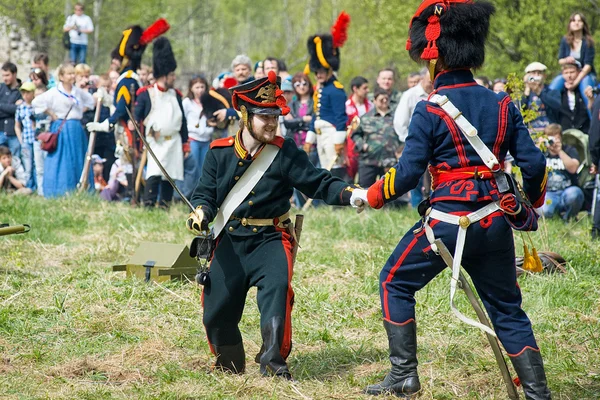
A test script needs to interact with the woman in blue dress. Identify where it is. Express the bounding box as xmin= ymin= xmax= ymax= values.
xmin=32 ymin=63 xmax=95 ymax=197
